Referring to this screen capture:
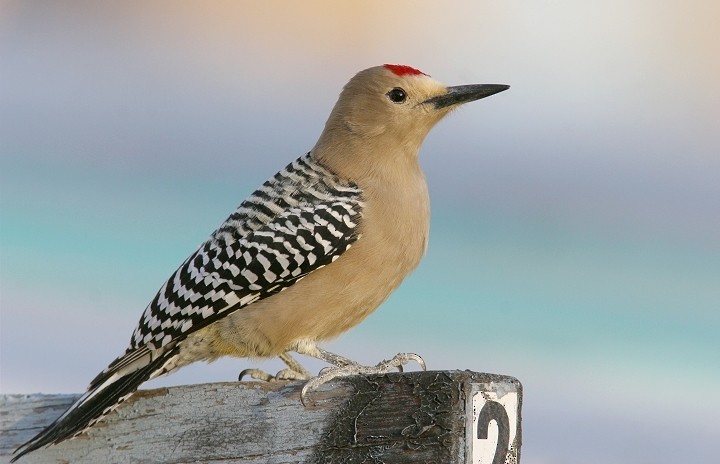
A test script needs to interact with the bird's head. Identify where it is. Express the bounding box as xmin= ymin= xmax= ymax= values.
xmin=317 ymin=64 xmax=509 ymax=157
